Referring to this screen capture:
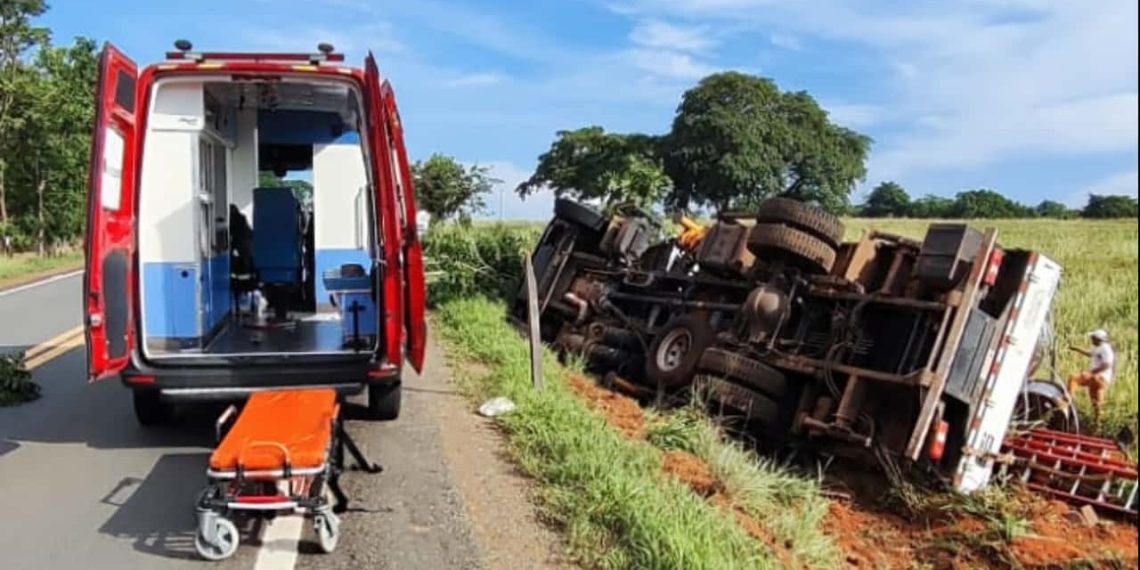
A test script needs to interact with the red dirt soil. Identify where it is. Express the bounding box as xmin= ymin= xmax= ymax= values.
xmin=568 ymin=375 xmax=648 ymax=439
xmin=826 ymin=492 xmax=1139 ymax=569
xmin=662 ymin=450 xmax=721 ymax=497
